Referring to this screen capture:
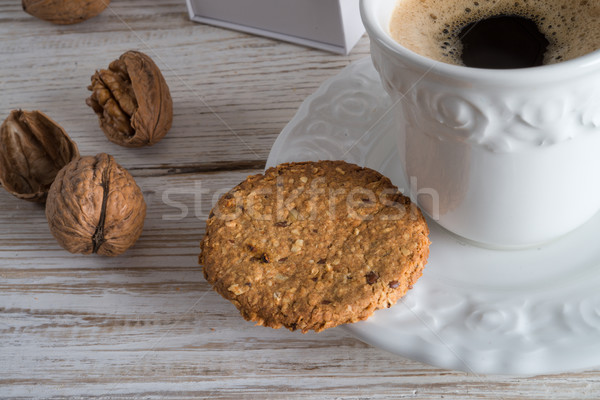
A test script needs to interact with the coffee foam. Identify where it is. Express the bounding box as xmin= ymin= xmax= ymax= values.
xmin=389 ymin=0 xmax=600 ymax=66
